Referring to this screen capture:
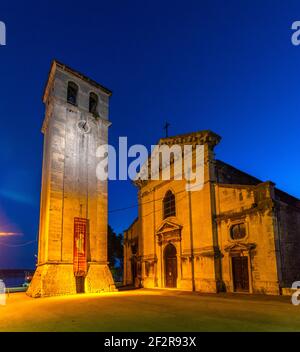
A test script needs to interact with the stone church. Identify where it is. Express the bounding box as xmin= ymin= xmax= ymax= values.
xmin=123 ymin=130 xmax=300 ymax=295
